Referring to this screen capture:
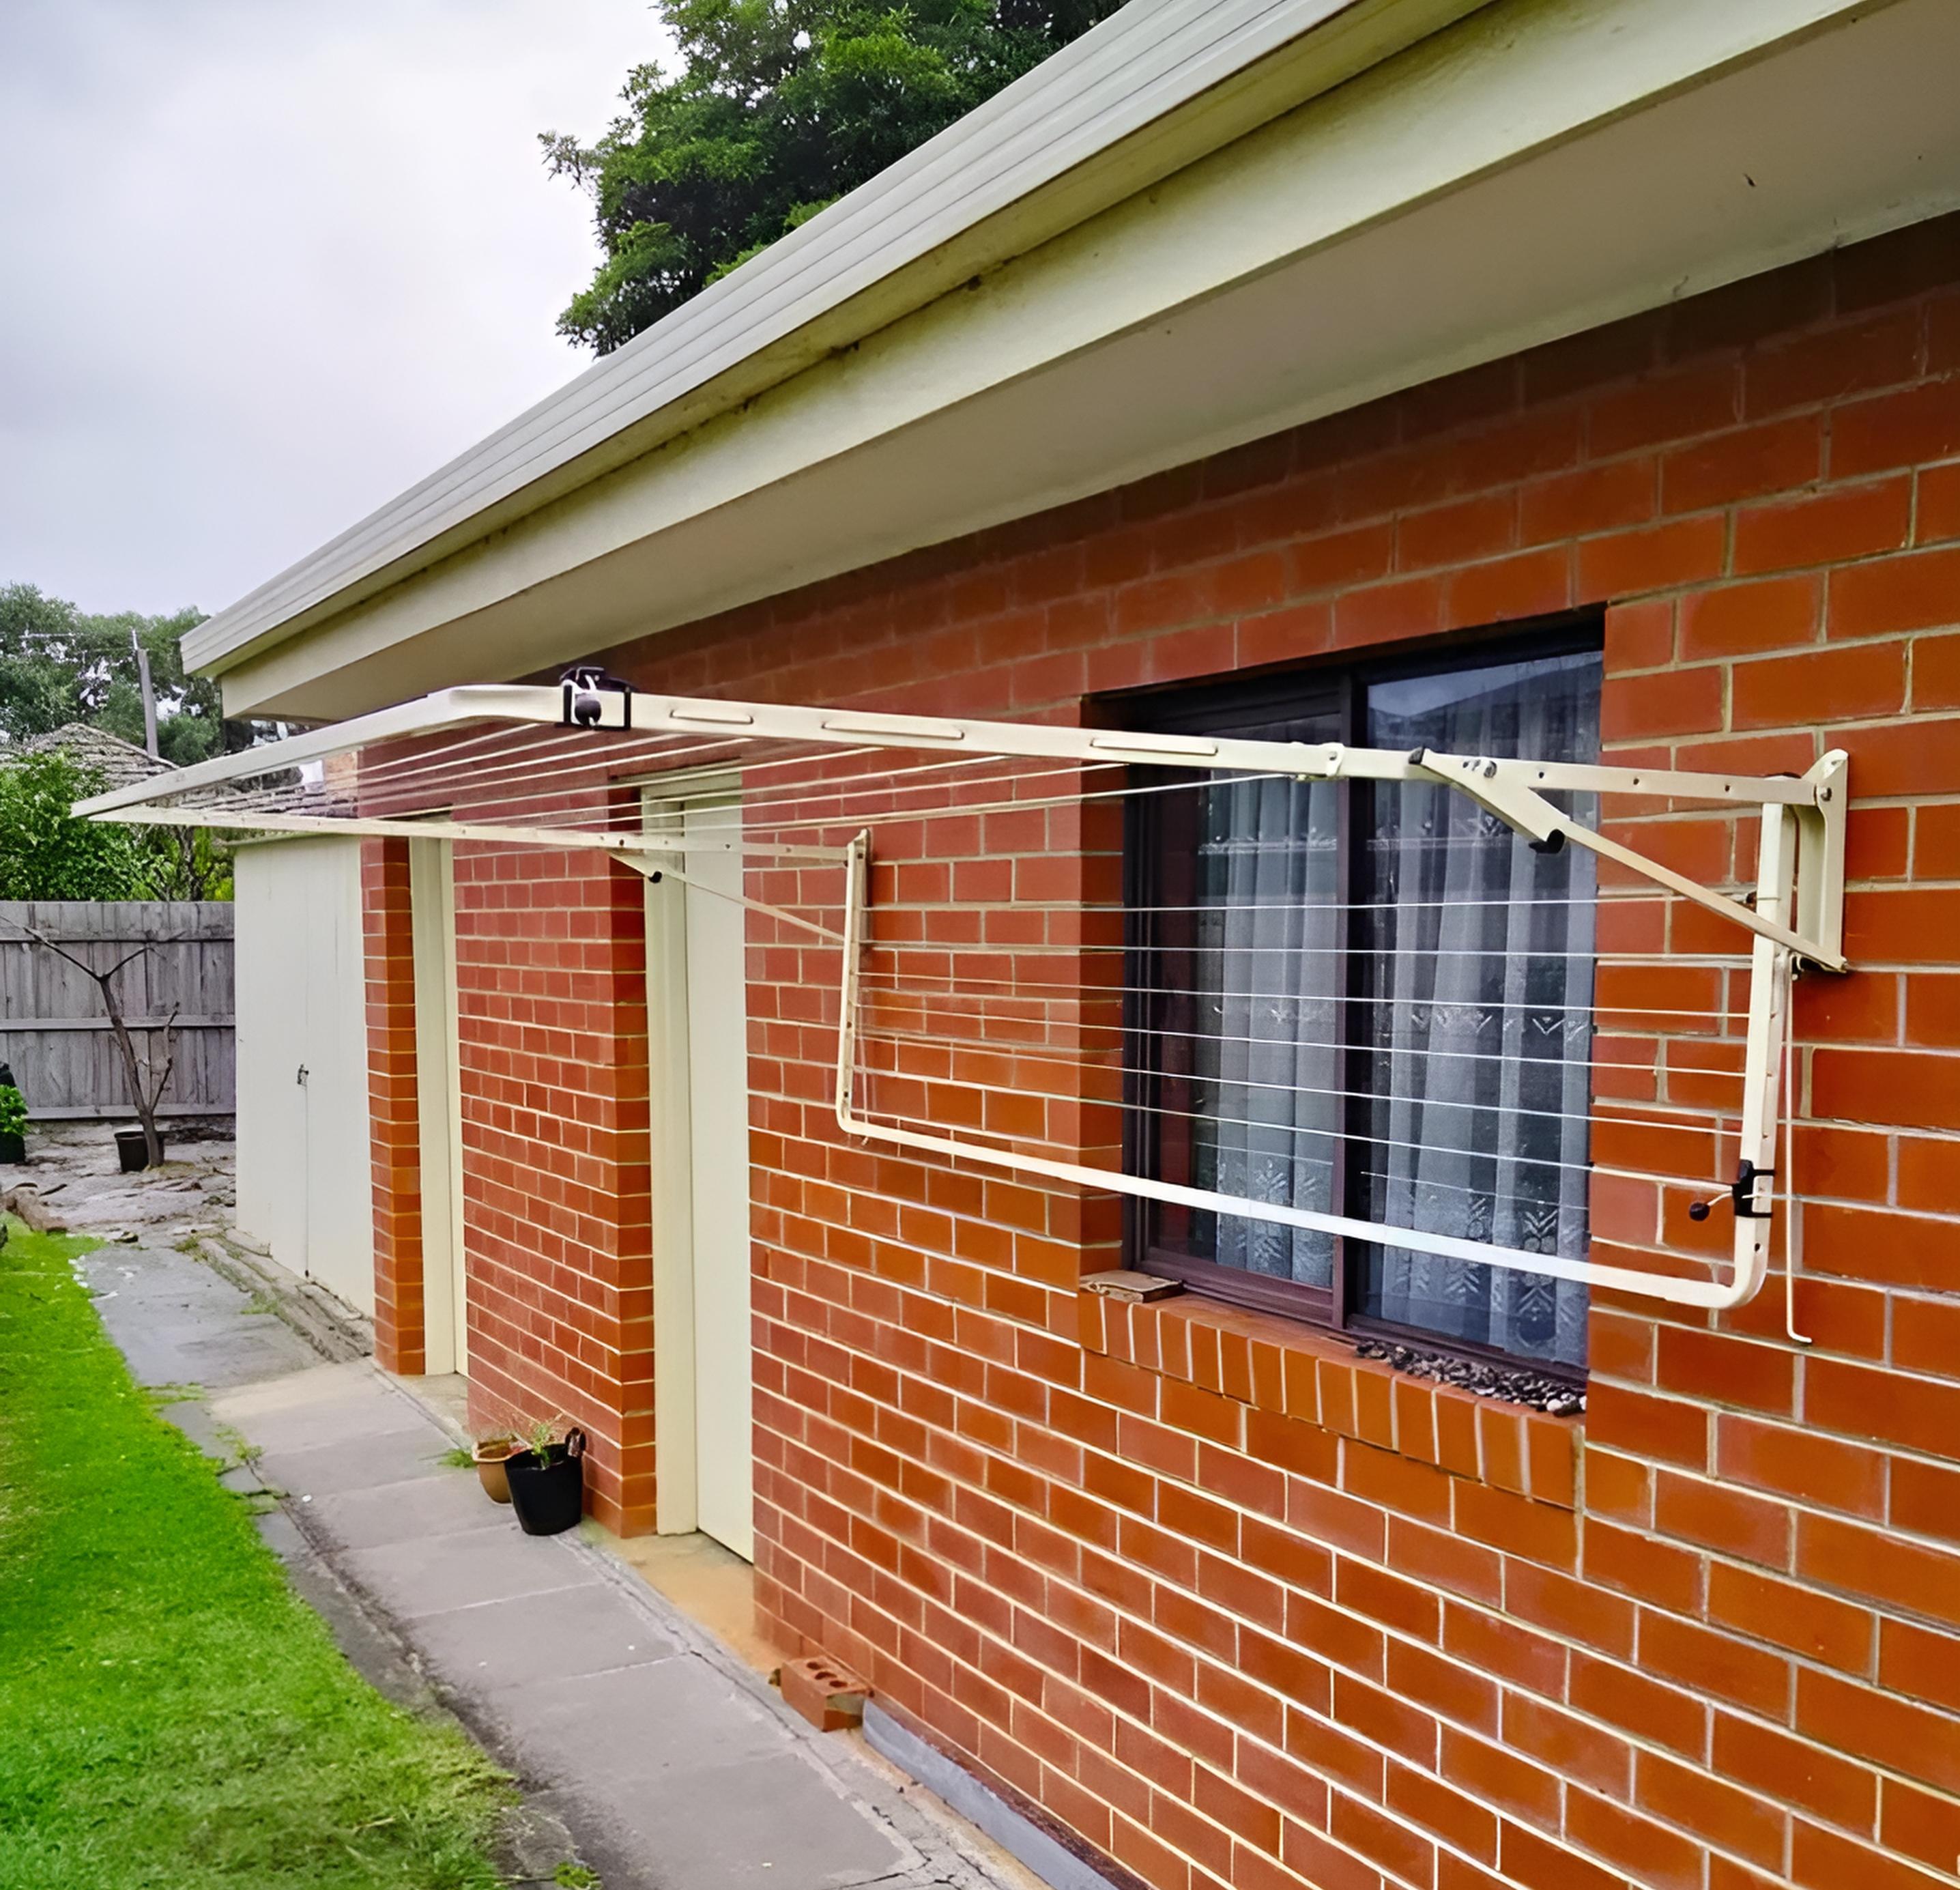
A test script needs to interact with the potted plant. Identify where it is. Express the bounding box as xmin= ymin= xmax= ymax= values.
xmin=472 ymin=1433 xmax=518 ymax=1504
xmin=0 ymin=1071 xmax=26 ymax=1165
xmin=504 ymin=1420 xmax=587 ymax=1537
